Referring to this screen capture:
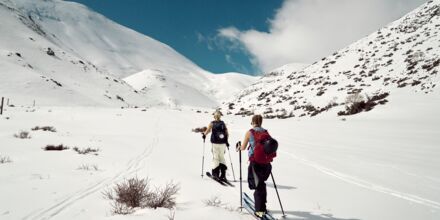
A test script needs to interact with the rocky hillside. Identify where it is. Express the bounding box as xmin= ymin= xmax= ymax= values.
xmin=224 ymin=0 xmax=440 ymax=118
